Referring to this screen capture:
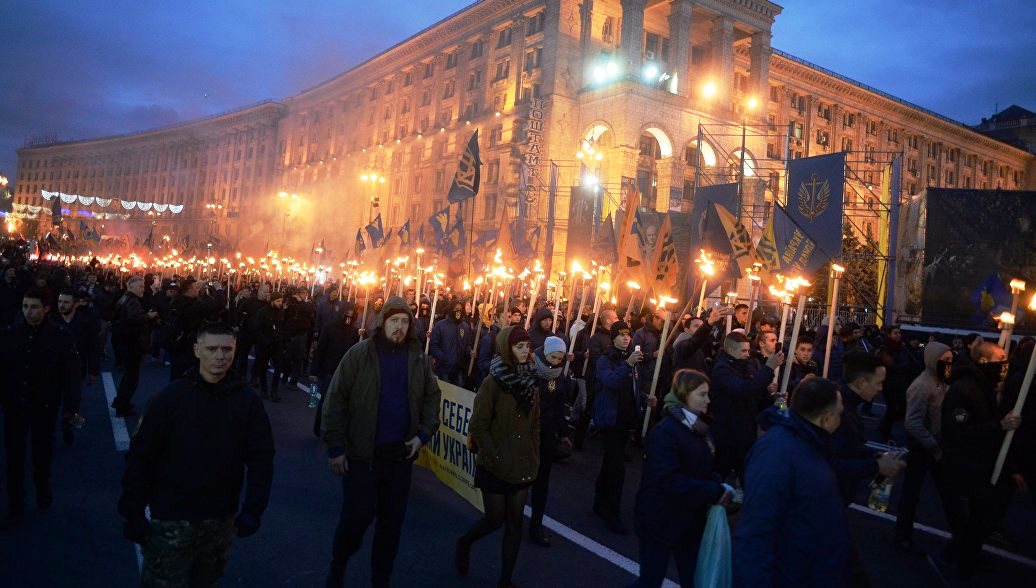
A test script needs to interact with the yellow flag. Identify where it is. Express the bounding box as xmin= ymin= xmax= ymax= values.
xmin=714 ymin=203 xmax=754 ymax=278
xmin=651 ymin=215 xmax=679 ymax=290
